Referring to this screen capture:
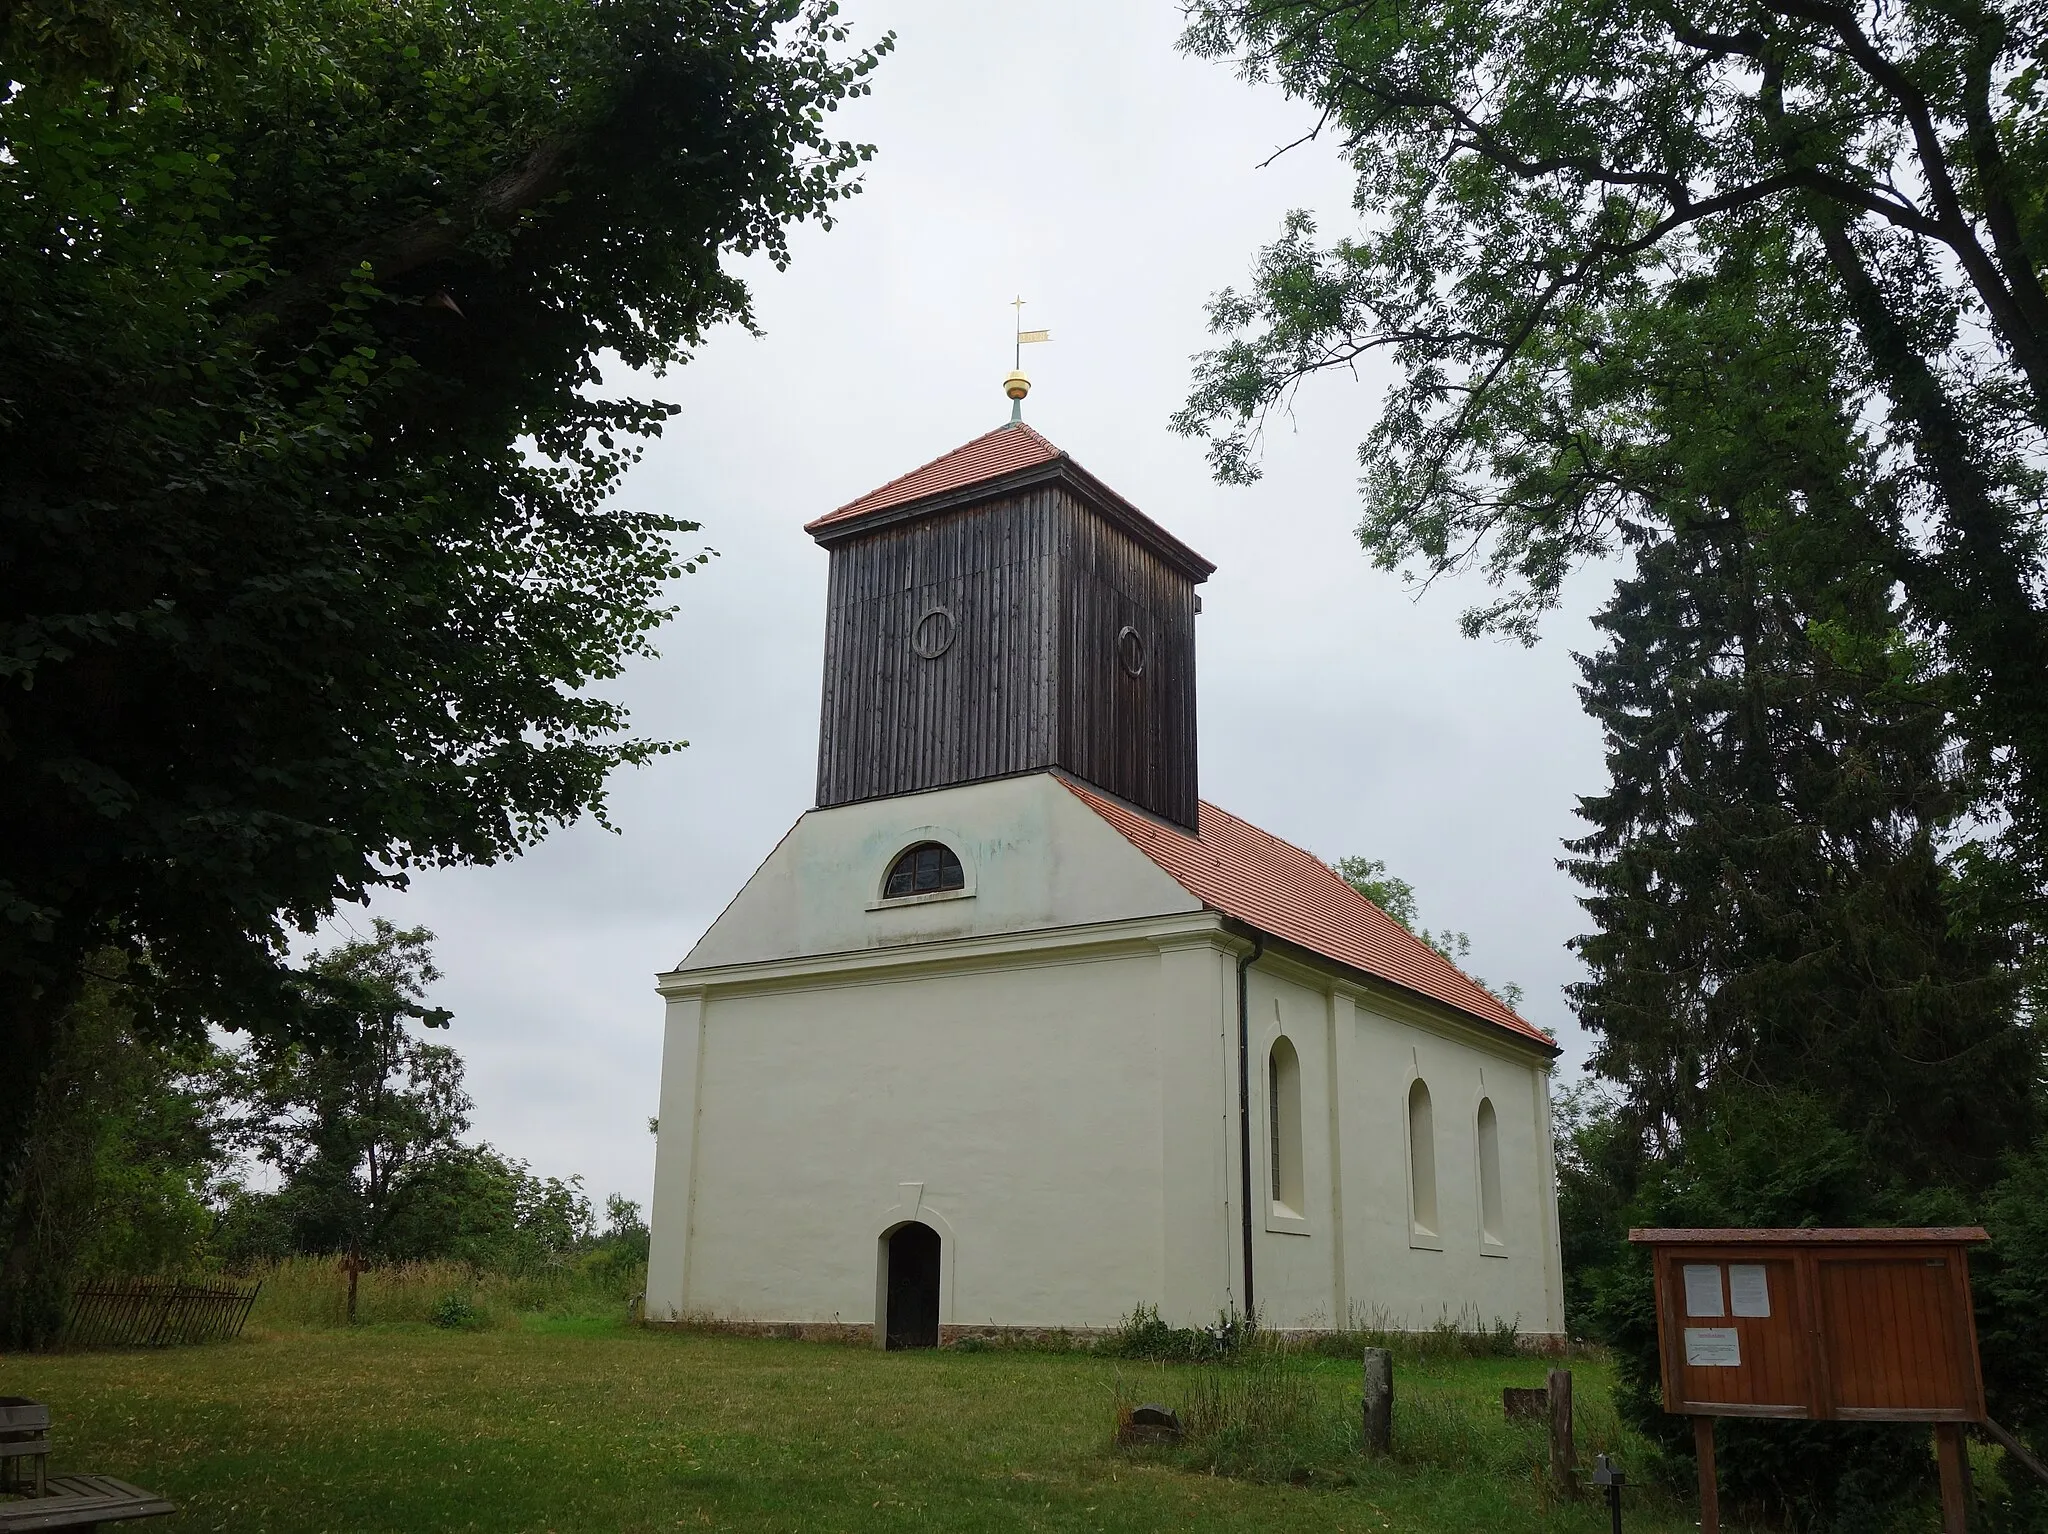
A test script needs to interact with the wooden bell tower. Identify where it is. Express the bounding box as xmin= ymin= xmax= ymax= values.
xmin=806 ymin=422 xmax=1214 ymax=830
